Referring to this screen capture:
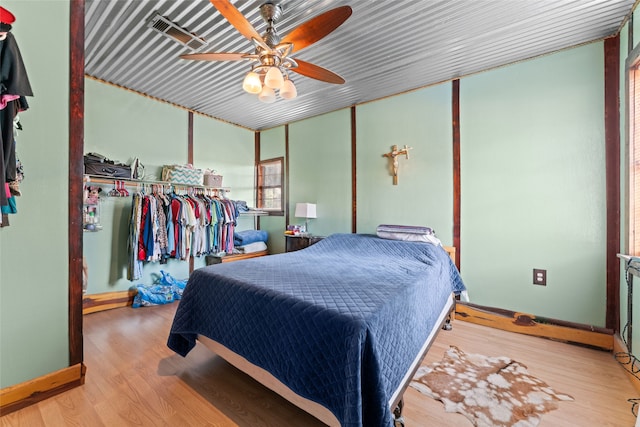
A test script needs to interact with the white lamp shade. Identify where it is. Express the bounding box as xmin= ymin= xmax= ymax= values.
xmin=280 ymin=79 xmax=297 ymax=100
xmin=258 ymin=86 xmax=276 ymax=103
xmin=294 ymin=203 xmax=317 ymax=219
xmin=242 ymin=71 xmax=262 ymax=94
xmin=264 ymin=66 xmax=284 ymax=89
